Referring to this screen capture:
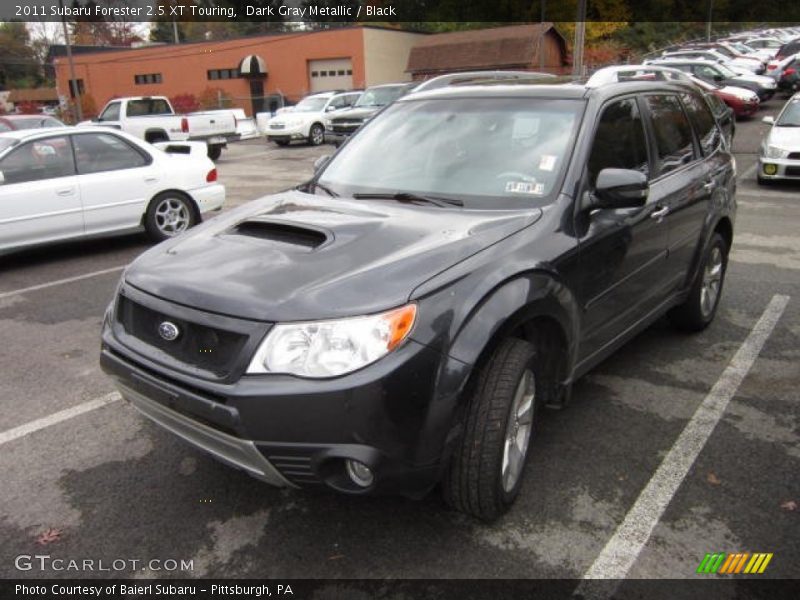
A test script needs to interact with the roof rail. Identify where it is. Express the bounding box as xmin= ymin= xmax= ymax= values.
xmin=412 ymin=70 xmax=557 ymax=93
xmin=585 ymin=64 xmax=694 ymax=88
